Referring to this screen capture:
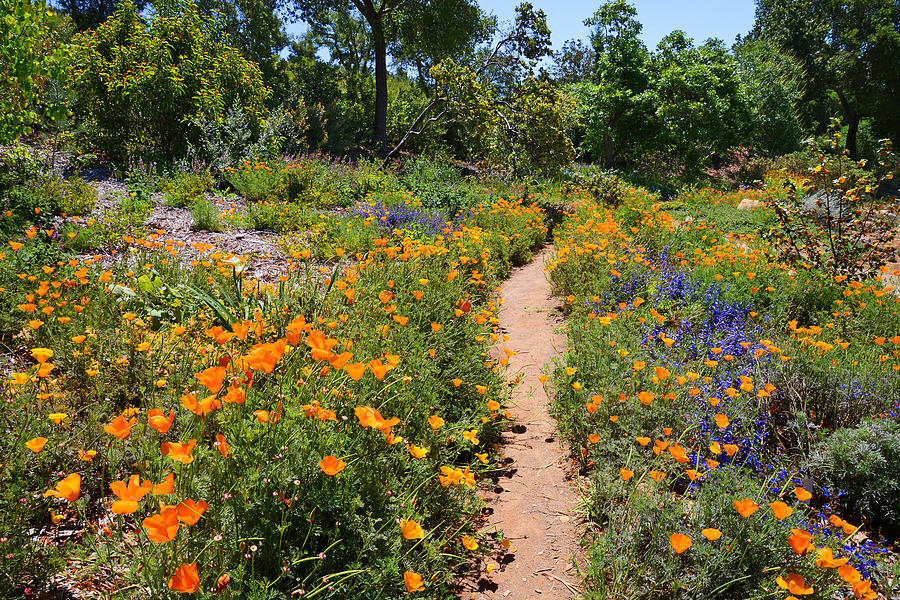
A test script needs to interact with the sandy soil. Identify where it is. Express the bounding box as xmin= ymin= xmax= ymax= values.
xmin=455 ymin=248 xmax=582 ymax=600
